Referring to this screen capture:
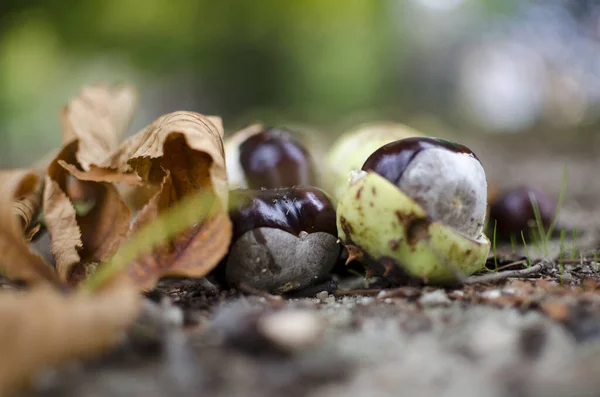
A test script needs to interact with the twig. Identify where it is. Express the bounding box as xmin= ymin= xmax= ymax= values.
xmin=333 ymin=288 xmax=382 ymax=296
xmin=495 ymin=259 xmax=528 ymax=271
xmin=466 ymin=261 xmax=548 ymax=284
